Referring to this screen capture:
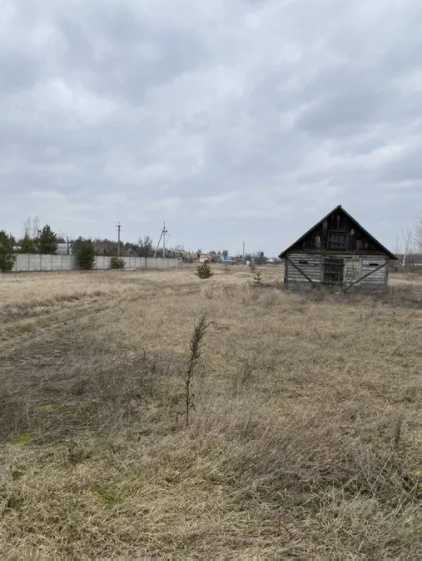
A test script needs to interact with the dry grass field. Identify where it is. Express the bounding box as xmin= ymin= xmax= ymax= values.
xmin=1 ymin=266 xmax=422 ymax=560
